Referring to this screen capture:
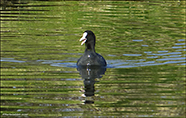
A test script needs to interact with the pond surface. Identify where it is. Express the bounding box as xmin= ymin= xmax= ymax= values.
xmin=1 ymin=0 xmax=185 ymax=117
